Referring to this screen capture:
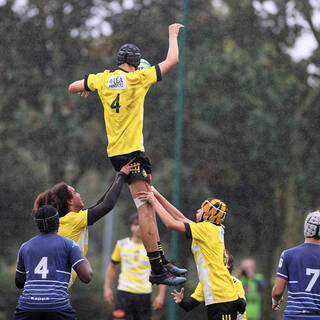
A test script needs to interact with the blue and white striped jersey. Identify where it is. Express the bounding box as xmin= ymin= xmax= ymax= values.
xmin=277 ymin=243 xmax=320 ymax=316
xmin=16 ymin=233 xmax=85 ymax=311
